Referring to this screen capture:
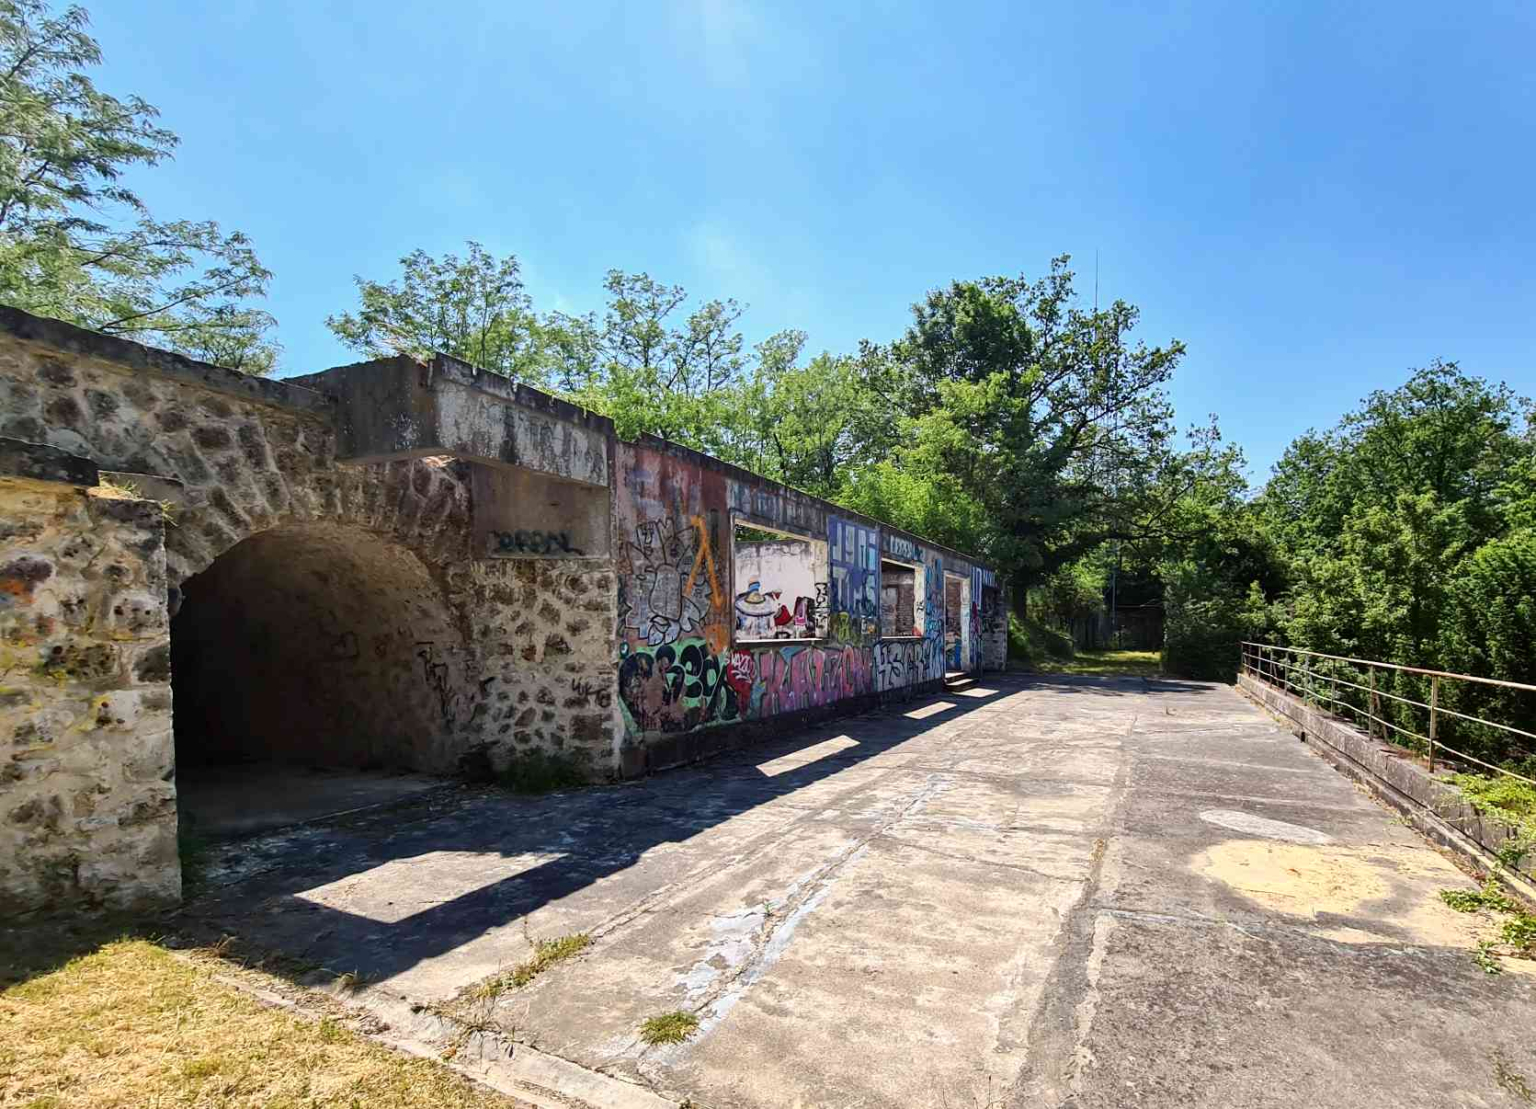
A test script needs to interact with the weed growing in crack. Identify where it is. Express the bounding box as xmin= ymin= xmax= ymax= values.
xmin=1440 ymin=876 xmax=1515 ymax=914
xmin=1492 ymin=1047 xmax=1534 ymax=1104
xmin=496 ymin=751 xmax=590 ymax=795
xmin=473 ymin=933 xmax=592 ymax=998
xmin=639 ymin=1010 xmax=699 ymax=1045
xmin=1474 ymin=940 xmax=1505 ymax=975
